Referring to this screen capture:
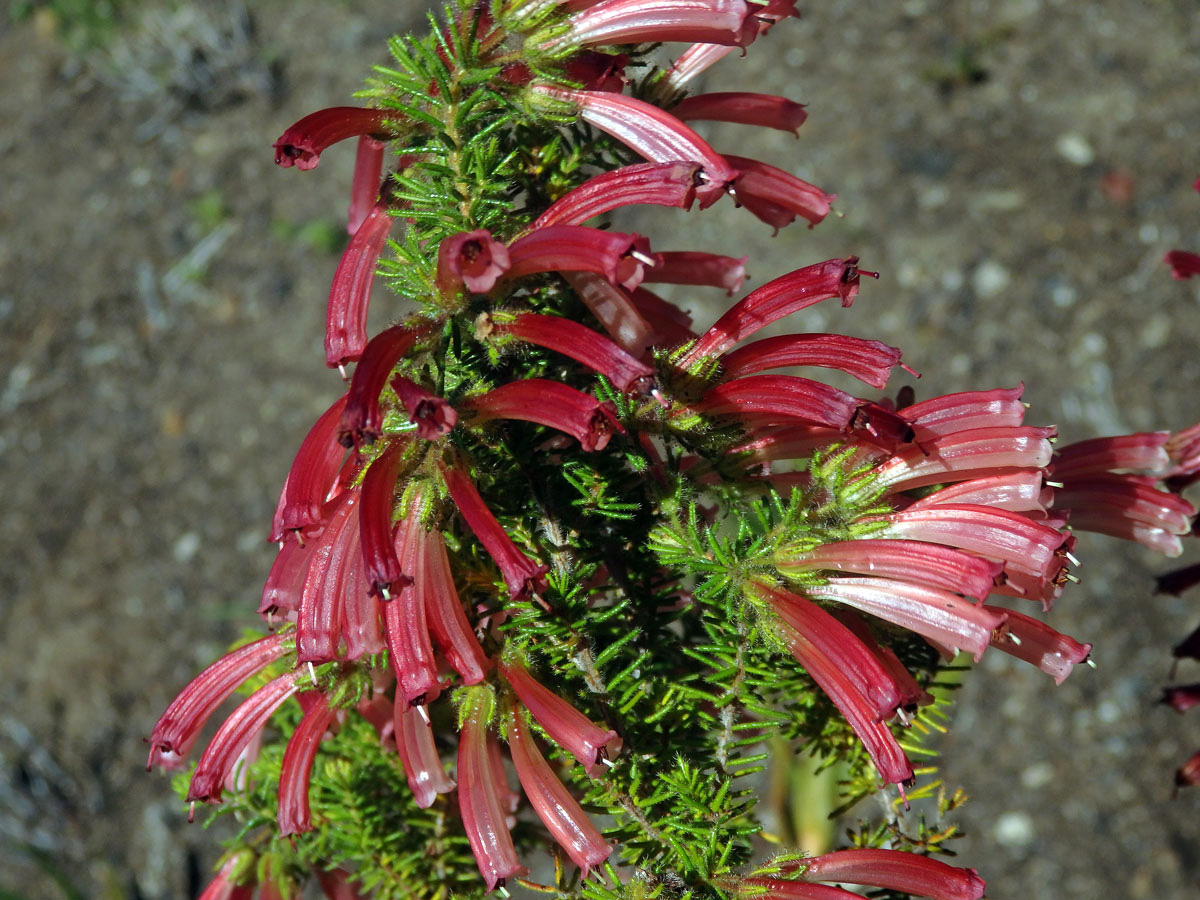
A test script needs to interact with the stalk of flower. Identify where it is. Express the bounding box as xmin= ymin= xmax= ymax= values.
xmin=394 ymin=700 xmax=456 ymax=809
xmin=271 ymin=394 xmax=349 ymax=541
xmin=440 ymin=460 xmax=550 ymax=600
xmin=338 ymin=324 xmax=427 ymax=447
xmin=278 ymin=692 xmax=337 ymax=836
xmin=672 ymin=92 xmax=808 ymax=134
xmin=533 ymin=161 xmax=700 ymax=228
xmin=437 ymin=229 xmax=512 ymax=297
xmin=463 ymin=378 xmax=626 ymax=451
xmin=562 ymin=270 xmax=657 ymax=355
xmin=457 ymin=687 xmax=527 ymax=891
xmin=418 ymin=521 xmax=491 ymax=684
xmin=146 ymin=633 xmax=290 ymax=770
xmin=297 ymin=490 xmax=360 ymax=663
xmin=719 ymin=334 xmax=904 ymax=387
xmin=987 ymin=606 xmax=1092 ymax=684
xmin=723 ymin=155 xmax=837 ymax=231
xmin=643 ymin=251 xmax=747 ymax=295
xmin=506 ymin=224 xmax=655 ymax=290
xmin=326 ymin=202 xmax=395 ymax=370
xmin=499 ymin=659 xmax=622 ymax=776
xmin=273 ymin=107 xmax=395 ymax=171
xmin=506 ymin=705 xmax=612 ymax=876
xmin=385 ymin=507 xmax=442 ymax=707
xmin=679 ymin=257 xmax=870 ymax=366
xmin=187 ymin=671 xmax=304 ymax=806
xmin=542 ymin=0 xmax=751 ymax=51
xmin=529 ymin=85 xmax=738 ymax=207
xmin=485 ymin=311 xmax=656 ymax=394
